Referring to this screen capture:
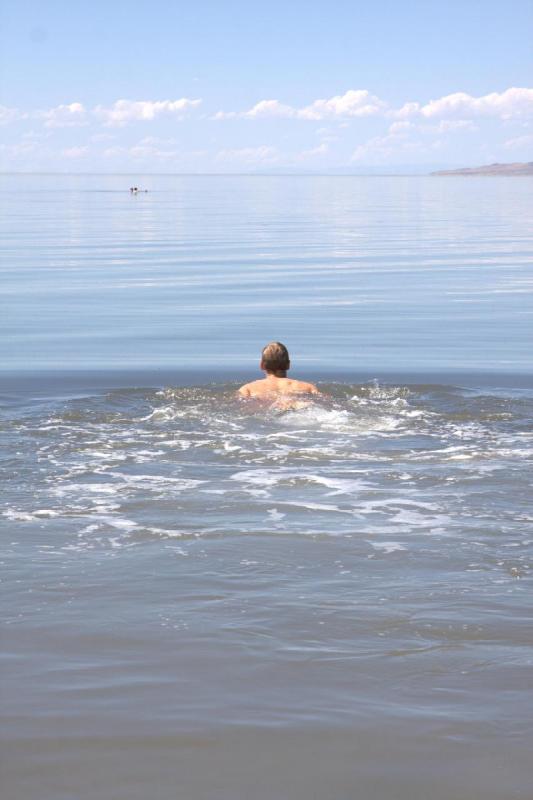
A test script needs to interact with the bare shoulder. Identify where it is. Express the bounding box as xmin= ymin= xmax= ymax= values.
xmin=238 ymin=380 xmax=263 ymax=397
xmin=289 ymin=379 xmax=319 ymax=395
